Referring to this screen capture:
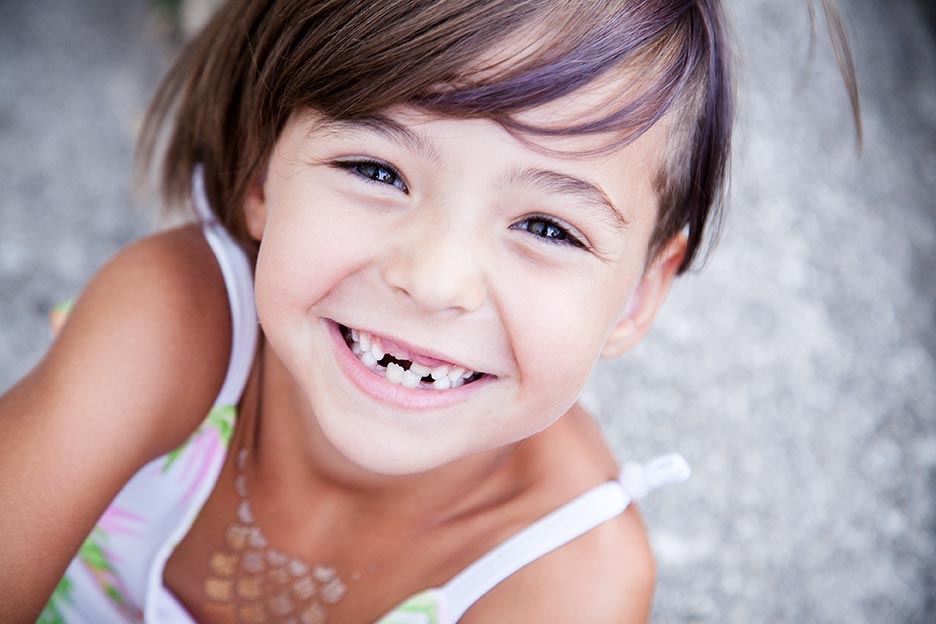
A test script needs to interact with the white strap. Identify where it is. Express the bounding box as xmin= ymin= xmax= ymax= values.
xmin=192 ymin=164 xmax=258 ymax=407
xmin=440 ymin=453 xmax=690 ymax=622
